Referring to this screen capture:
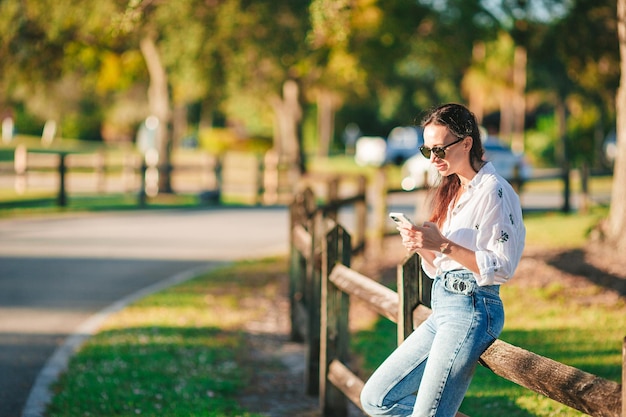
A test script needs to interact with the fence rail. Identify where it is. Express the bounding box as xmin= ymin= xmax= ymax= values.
xmin=289 ymin=188 xmax=625 ymax=417
xmin=3 ymin=146 xmax=299 ymax=206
